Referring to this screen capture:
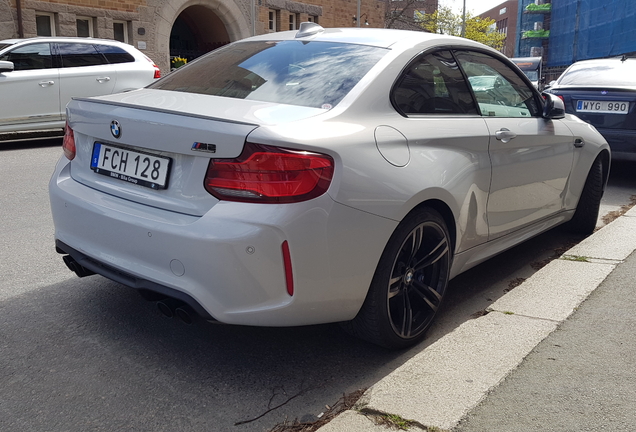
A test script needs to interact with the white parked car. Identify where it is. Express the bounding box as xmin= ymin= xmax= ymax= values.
xmin=0 ymin=37 xmax=160 ymax=140
xmin=49 ymin=24 xmax=609 ymax=349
